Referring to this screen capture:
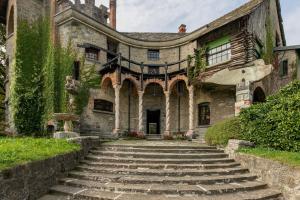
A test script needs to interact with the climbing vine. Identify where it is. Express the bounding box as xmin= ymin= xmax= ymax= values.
xmin=10 ymin=17 xmax=77 ymax=135
xmin=262 ymin=14 xmax=275 ymax=65
xmin=187 ymin=47 xmax=207 ymax=82
xmin=53 ymin=43 xmax=76 ymax=114
xmin=74 ymin=58 xmax=100 ymax=115
xmin=11 ymin=18 xmax=51 ymax=135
